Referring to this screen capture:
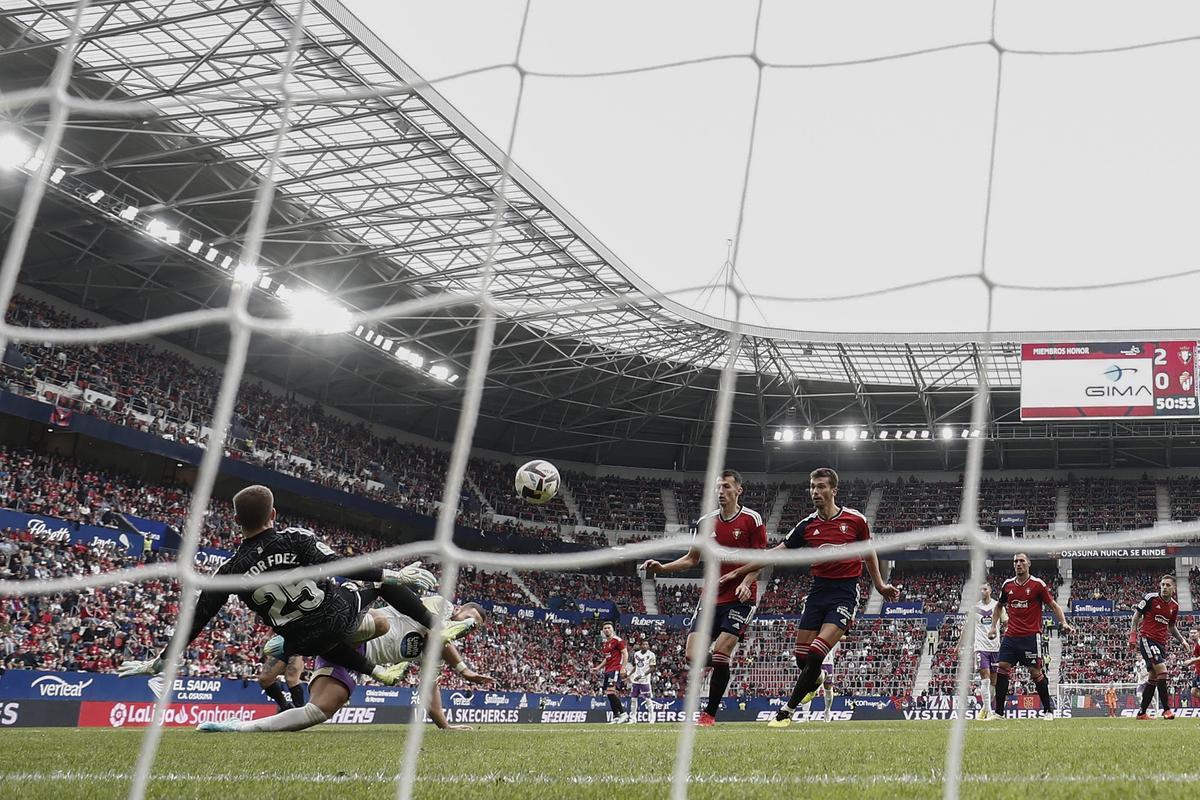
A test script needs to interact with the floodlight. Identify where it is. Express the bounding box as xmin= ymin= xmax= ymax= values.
xmin=772 ymin=431 xmax=783 ymax=442
xmin=802 ymin=428 xmax=813 ymax=441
